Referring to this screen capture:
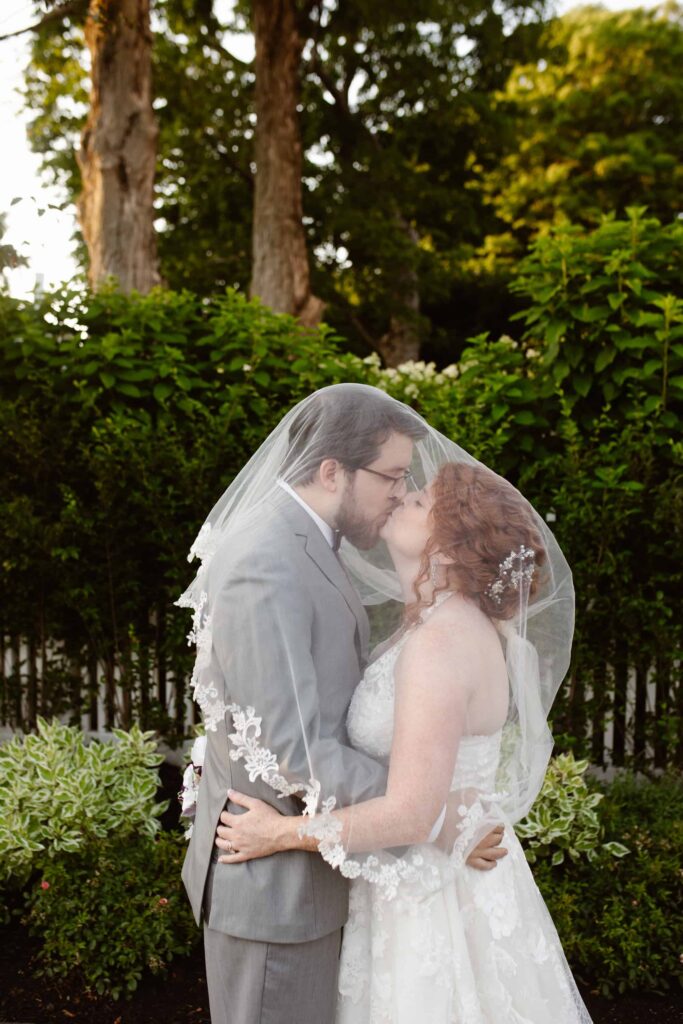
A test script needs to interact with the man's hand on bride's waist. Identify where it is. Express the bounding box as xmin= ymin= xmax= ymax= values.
xmin=215 ymin=789 xmax=313 ymax=863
